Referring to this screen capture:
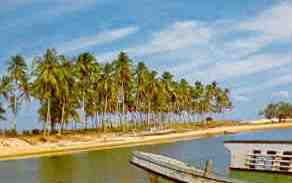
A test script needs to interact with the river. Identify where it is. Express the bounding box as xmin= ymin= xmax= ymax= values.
xmin=1 ymin=128 xmax=292 ymax=183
